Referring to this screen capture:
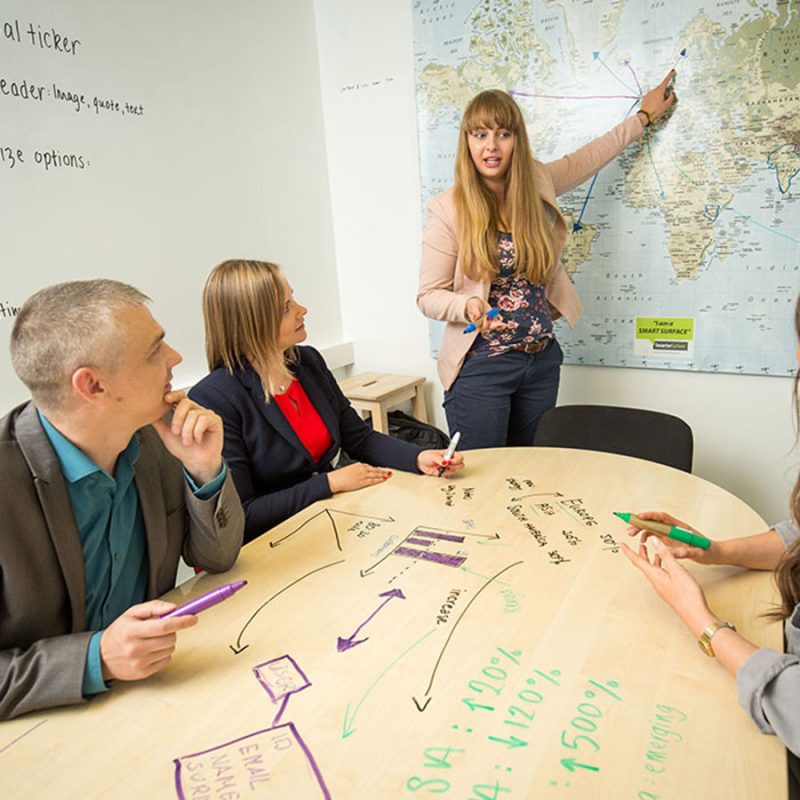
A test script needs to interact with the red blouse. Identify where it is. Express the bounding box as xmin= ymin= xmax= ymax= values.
xmin=273 ymin=379 xmax=333 ymax=462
